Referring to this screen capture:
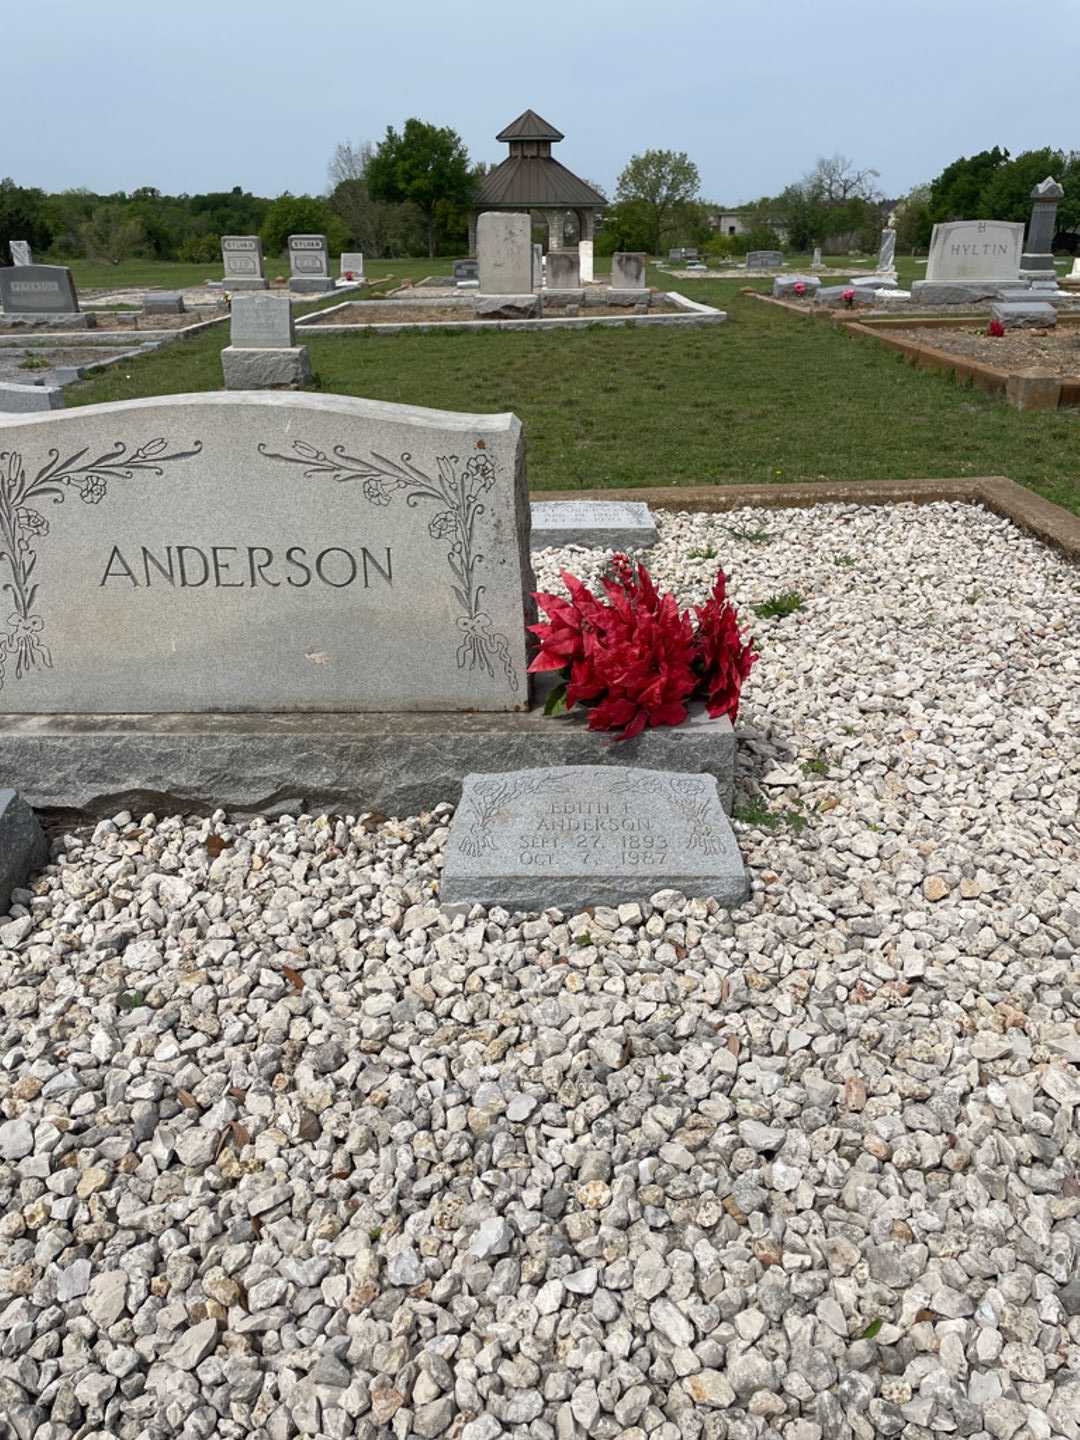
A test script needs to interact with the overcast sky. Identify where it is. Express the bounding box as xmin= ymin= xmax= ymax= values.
xmin=9 ymin=0 xmax=1079 ymax=203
